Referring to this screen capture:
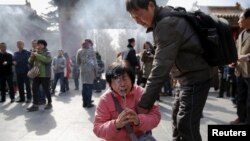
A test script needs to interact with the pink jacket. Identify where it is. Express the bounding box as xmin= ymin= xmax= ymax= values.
xmin=93 ymin=85 xmax=161 ymax=141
